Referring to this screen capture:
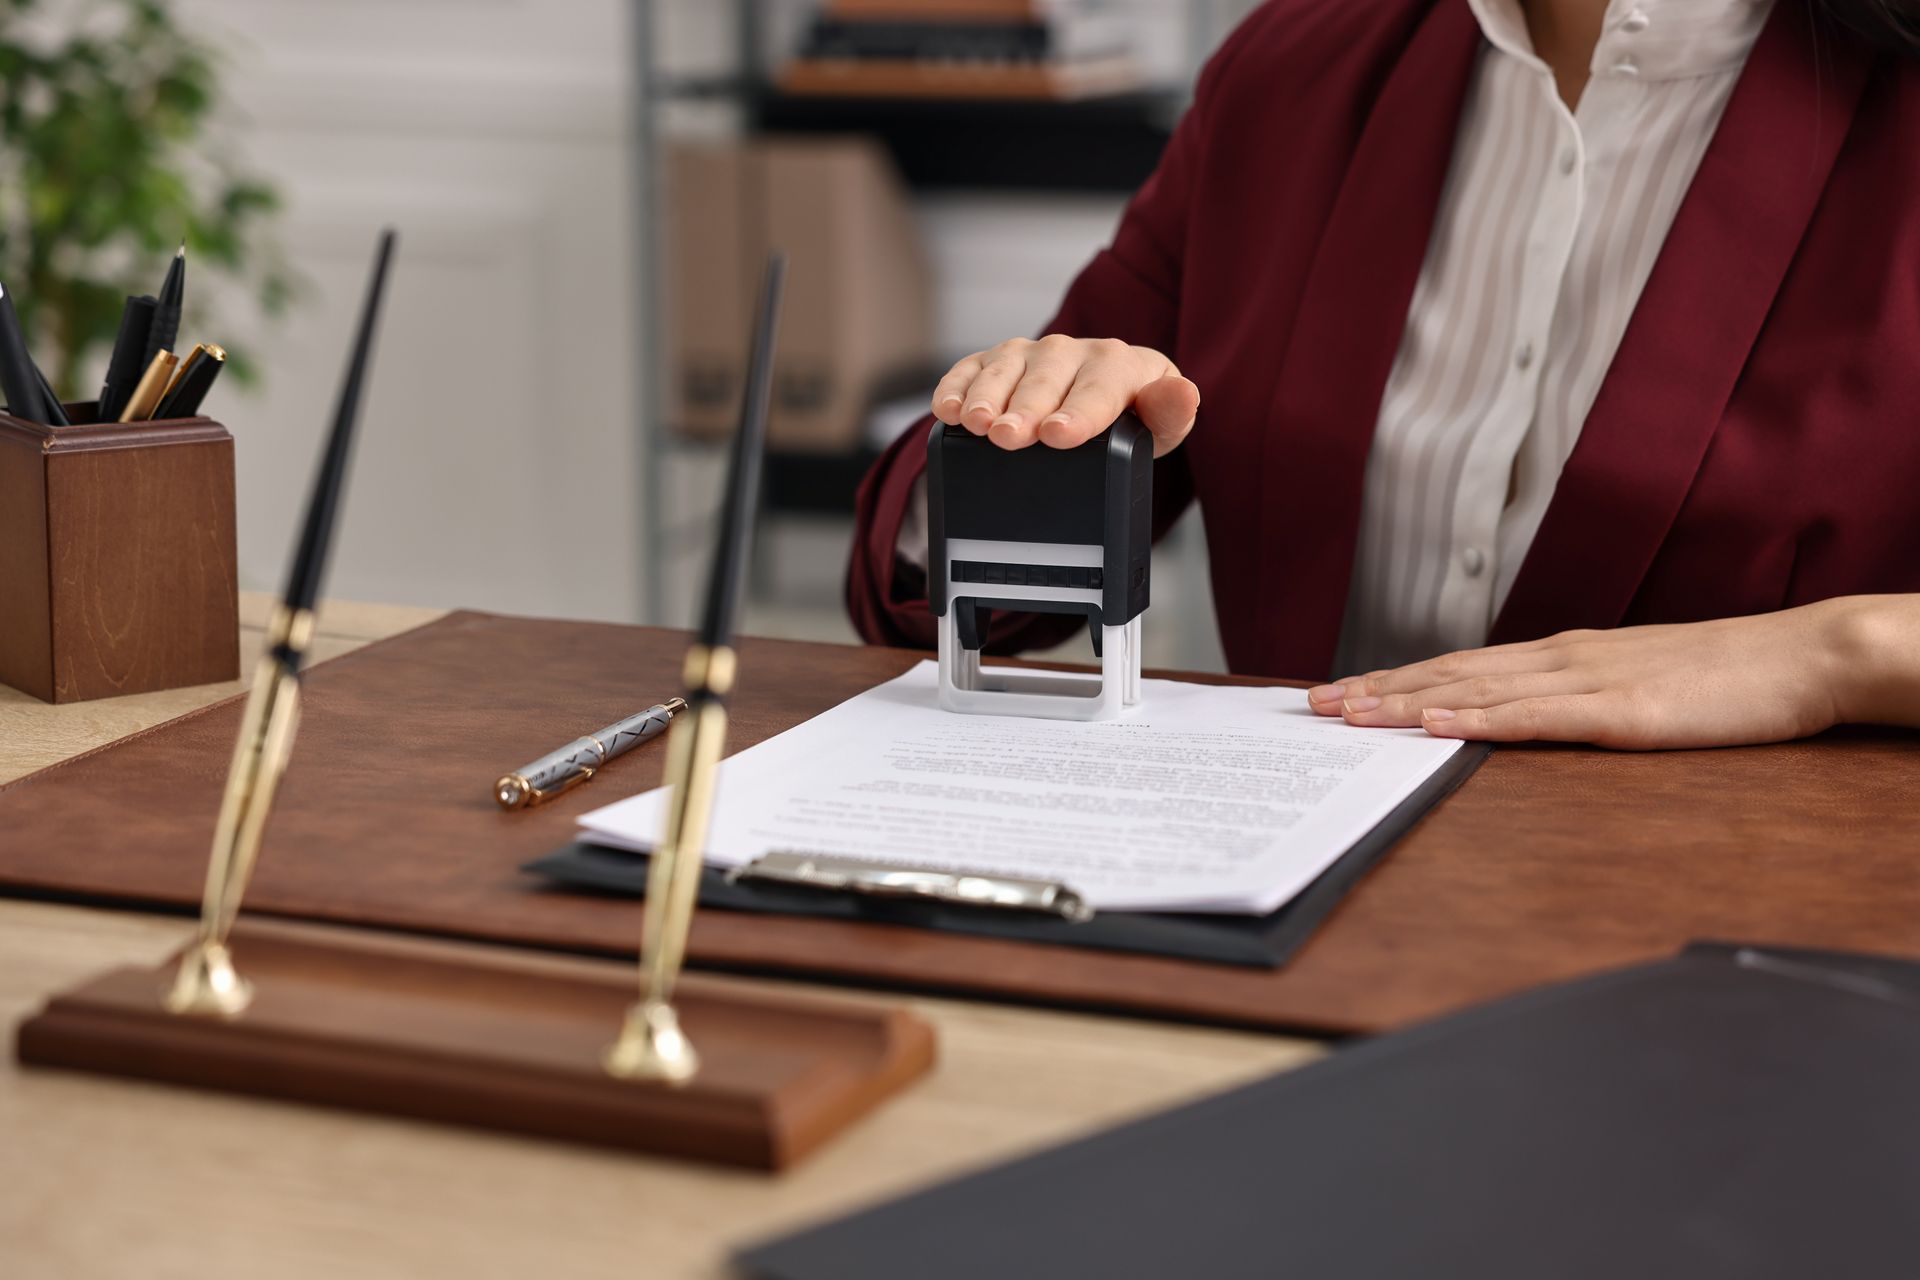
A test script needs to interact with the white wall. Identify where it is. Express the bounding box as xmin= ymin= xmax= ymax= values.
xmin=172 ymin=0 xmax=640 ymax=622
